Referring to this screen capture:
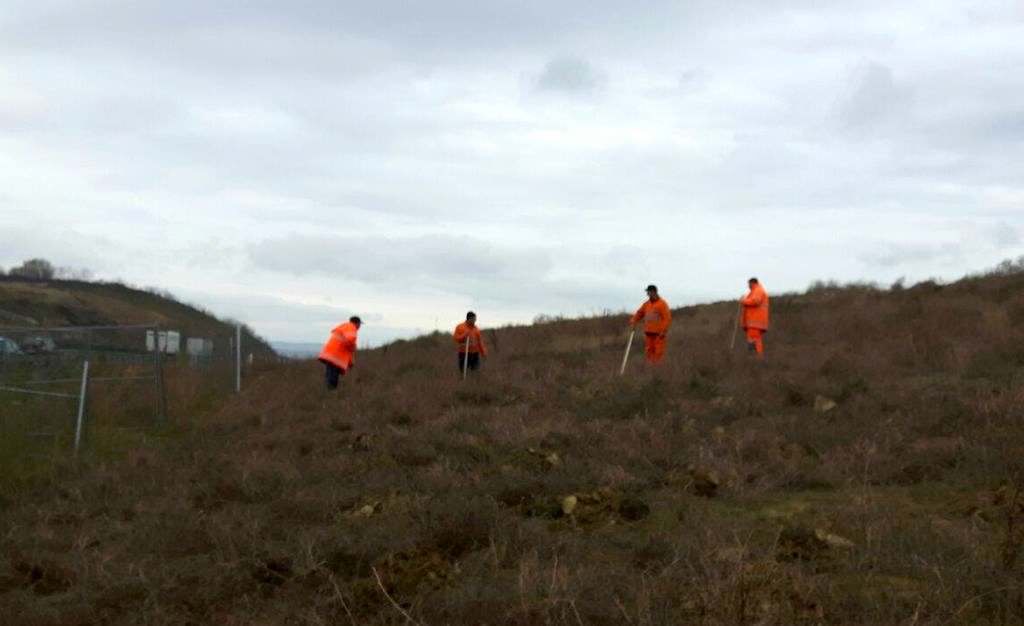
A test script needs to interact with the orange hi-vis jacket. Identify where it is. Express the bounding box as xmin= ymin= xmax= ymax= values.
xmin=631 ymin=297 xmax=672 ymax=336
xmin=318 ymin=321 xmax=358 ymax=370
xmin=454 ymin=322 xmax=487 ymax=356
xmin=741 ymin=283 xmax=770 ymax=331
